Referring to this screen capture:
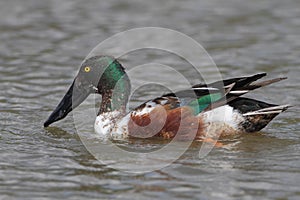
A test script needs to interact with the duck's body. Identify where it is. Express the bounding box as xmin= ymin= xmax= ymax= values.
xmin=94 ymin=91 xmax=289 ymax=140
xmin=44 ymin=56 xmax=290 ymax=141
xmin=94 ymin=103 xmax=242 ymax=140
